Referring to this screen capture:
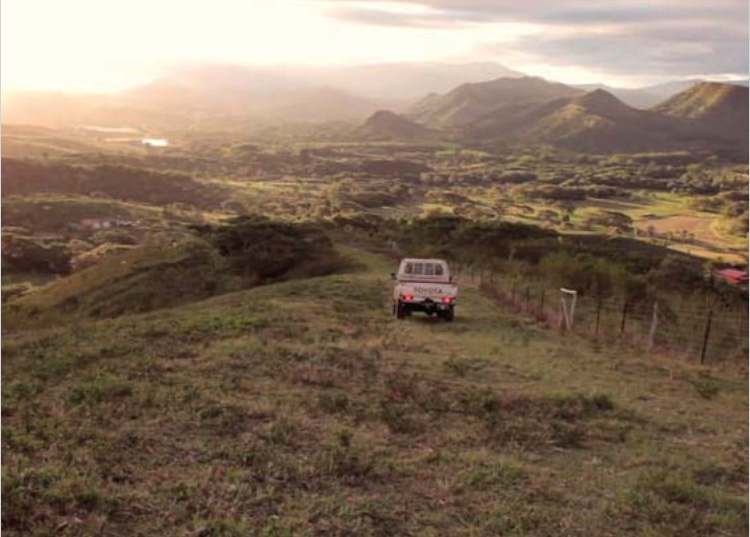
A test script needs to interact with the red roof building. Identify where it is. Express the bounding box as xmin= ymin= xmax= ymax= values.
xmin=715 ymin=269 xmax=749 ymax=287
